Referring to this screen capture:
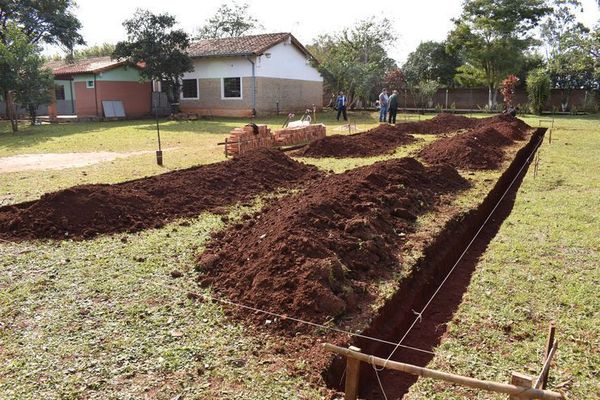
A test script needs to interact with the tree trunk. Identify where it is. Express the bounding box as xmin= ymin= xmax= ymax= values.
xmin=488 ymin=85 xmax=498 ymax=109
xmin=28 ymin=104 xmax=37 ymax=126
xmin=5 ymin=90 xmax=18 ymax=132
